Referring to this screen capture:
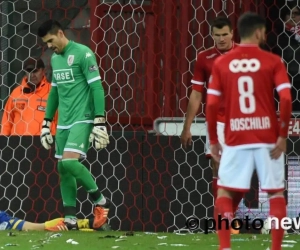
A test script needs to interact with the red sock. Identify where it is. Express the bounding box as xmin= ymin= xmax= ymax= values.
xmin=232 ymin=192 xmax=244 ymax=214
xmin=212 ymin=177 xmax=218 ymax=202
xmin=215 ymin=197 xmax=233 ymax=250
xmin=269 ymin=196 xmax=286 ymax=250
